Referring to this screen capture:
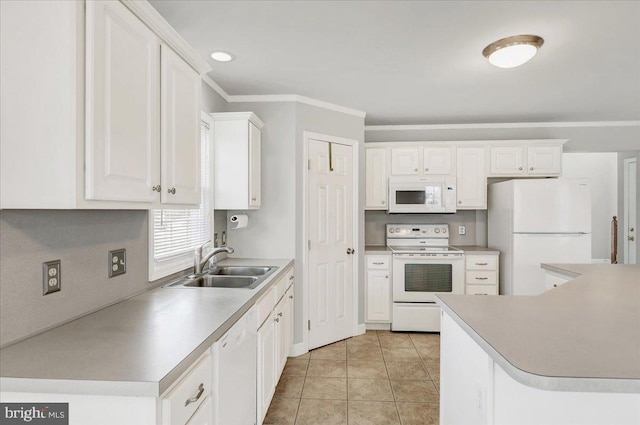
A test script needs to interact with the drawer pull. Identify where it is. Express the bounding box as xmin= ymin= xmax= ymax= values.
xmin=475 ymin=262 xmax=489 ymax=266
xmin=289 ymin=275 xmax=294 ymax=280
xmin=372 ymin=262 xmax=384 ymax=265
xmin=475 ymin=277 xmax=489 ymax=280
xmin=185 ymin=383 xmax=204 ymax=407
xmin=475 ymin=293 xmax=488 ymax=296
xmin=289 ymin=295 xmax=293 ymax=299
